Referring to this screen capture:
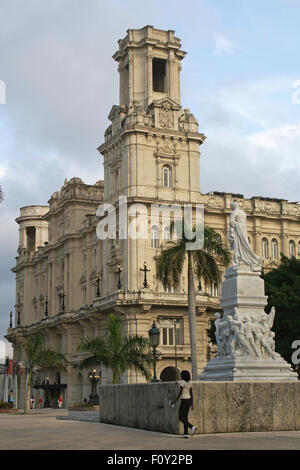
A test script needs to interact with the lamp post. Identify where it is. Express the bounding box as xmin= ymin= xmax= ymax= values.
xmin=60 ymin=291 xmax=65 ymax=313
xmin=148 ymin=321 xmax=160 ymax=382
xmin=88 ymin=369 xmax=100 ymax=405
xmin=9 ymin=311 xmax=13 ymax=328
xmin=140 ymin=261 xmax=150 ymax=288
xmin=44 ymin=377 xmax=50 ymax=408
xmin=96 ymin=273 xmax=101 ymax=297
xmin=44 ymin=297 xmax=48 ymax=317
xmin=116 ymin=264 xmax=123 ymax=290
